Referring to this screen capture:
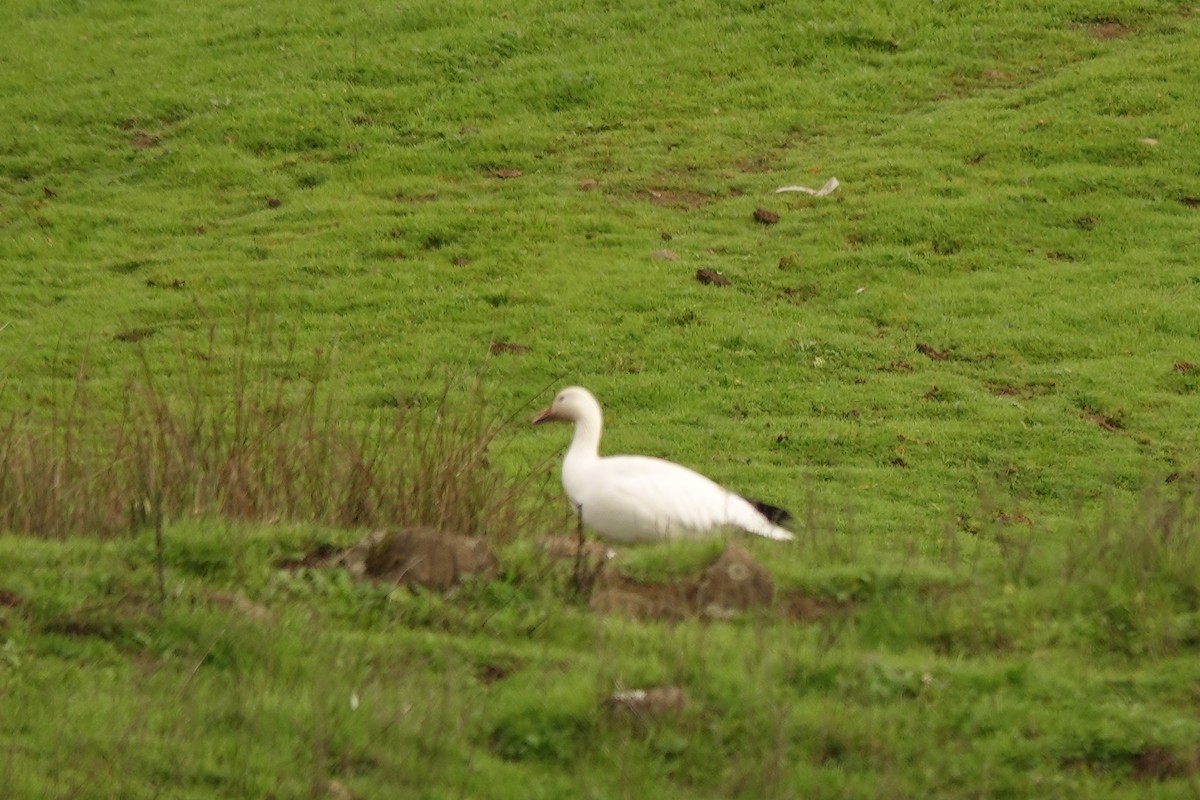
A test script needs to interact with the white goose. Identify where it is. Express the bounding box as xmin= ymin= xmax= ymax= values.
xmin=533 ymin=386 xmax=794 ymax=545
